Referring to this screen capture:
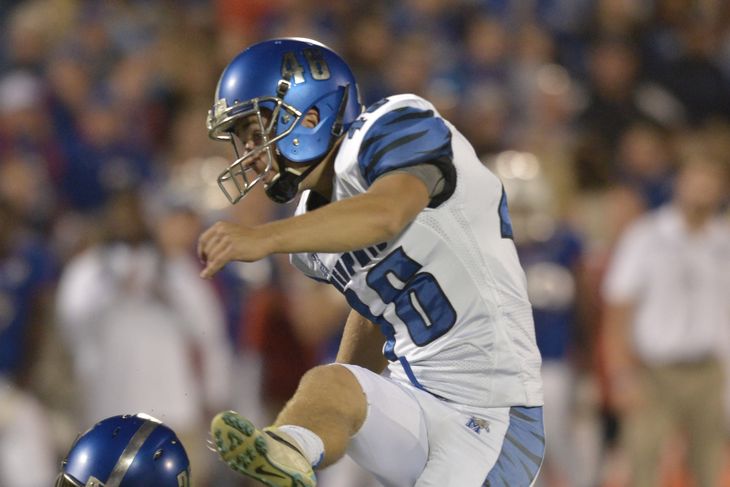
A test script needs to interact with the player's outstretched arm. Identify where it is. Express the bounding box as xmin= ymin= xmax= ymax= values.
xmin=198 ymin=171 xmax=429 ymax=278
xmin=335 ymin=308 xmax=388 ymax=373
